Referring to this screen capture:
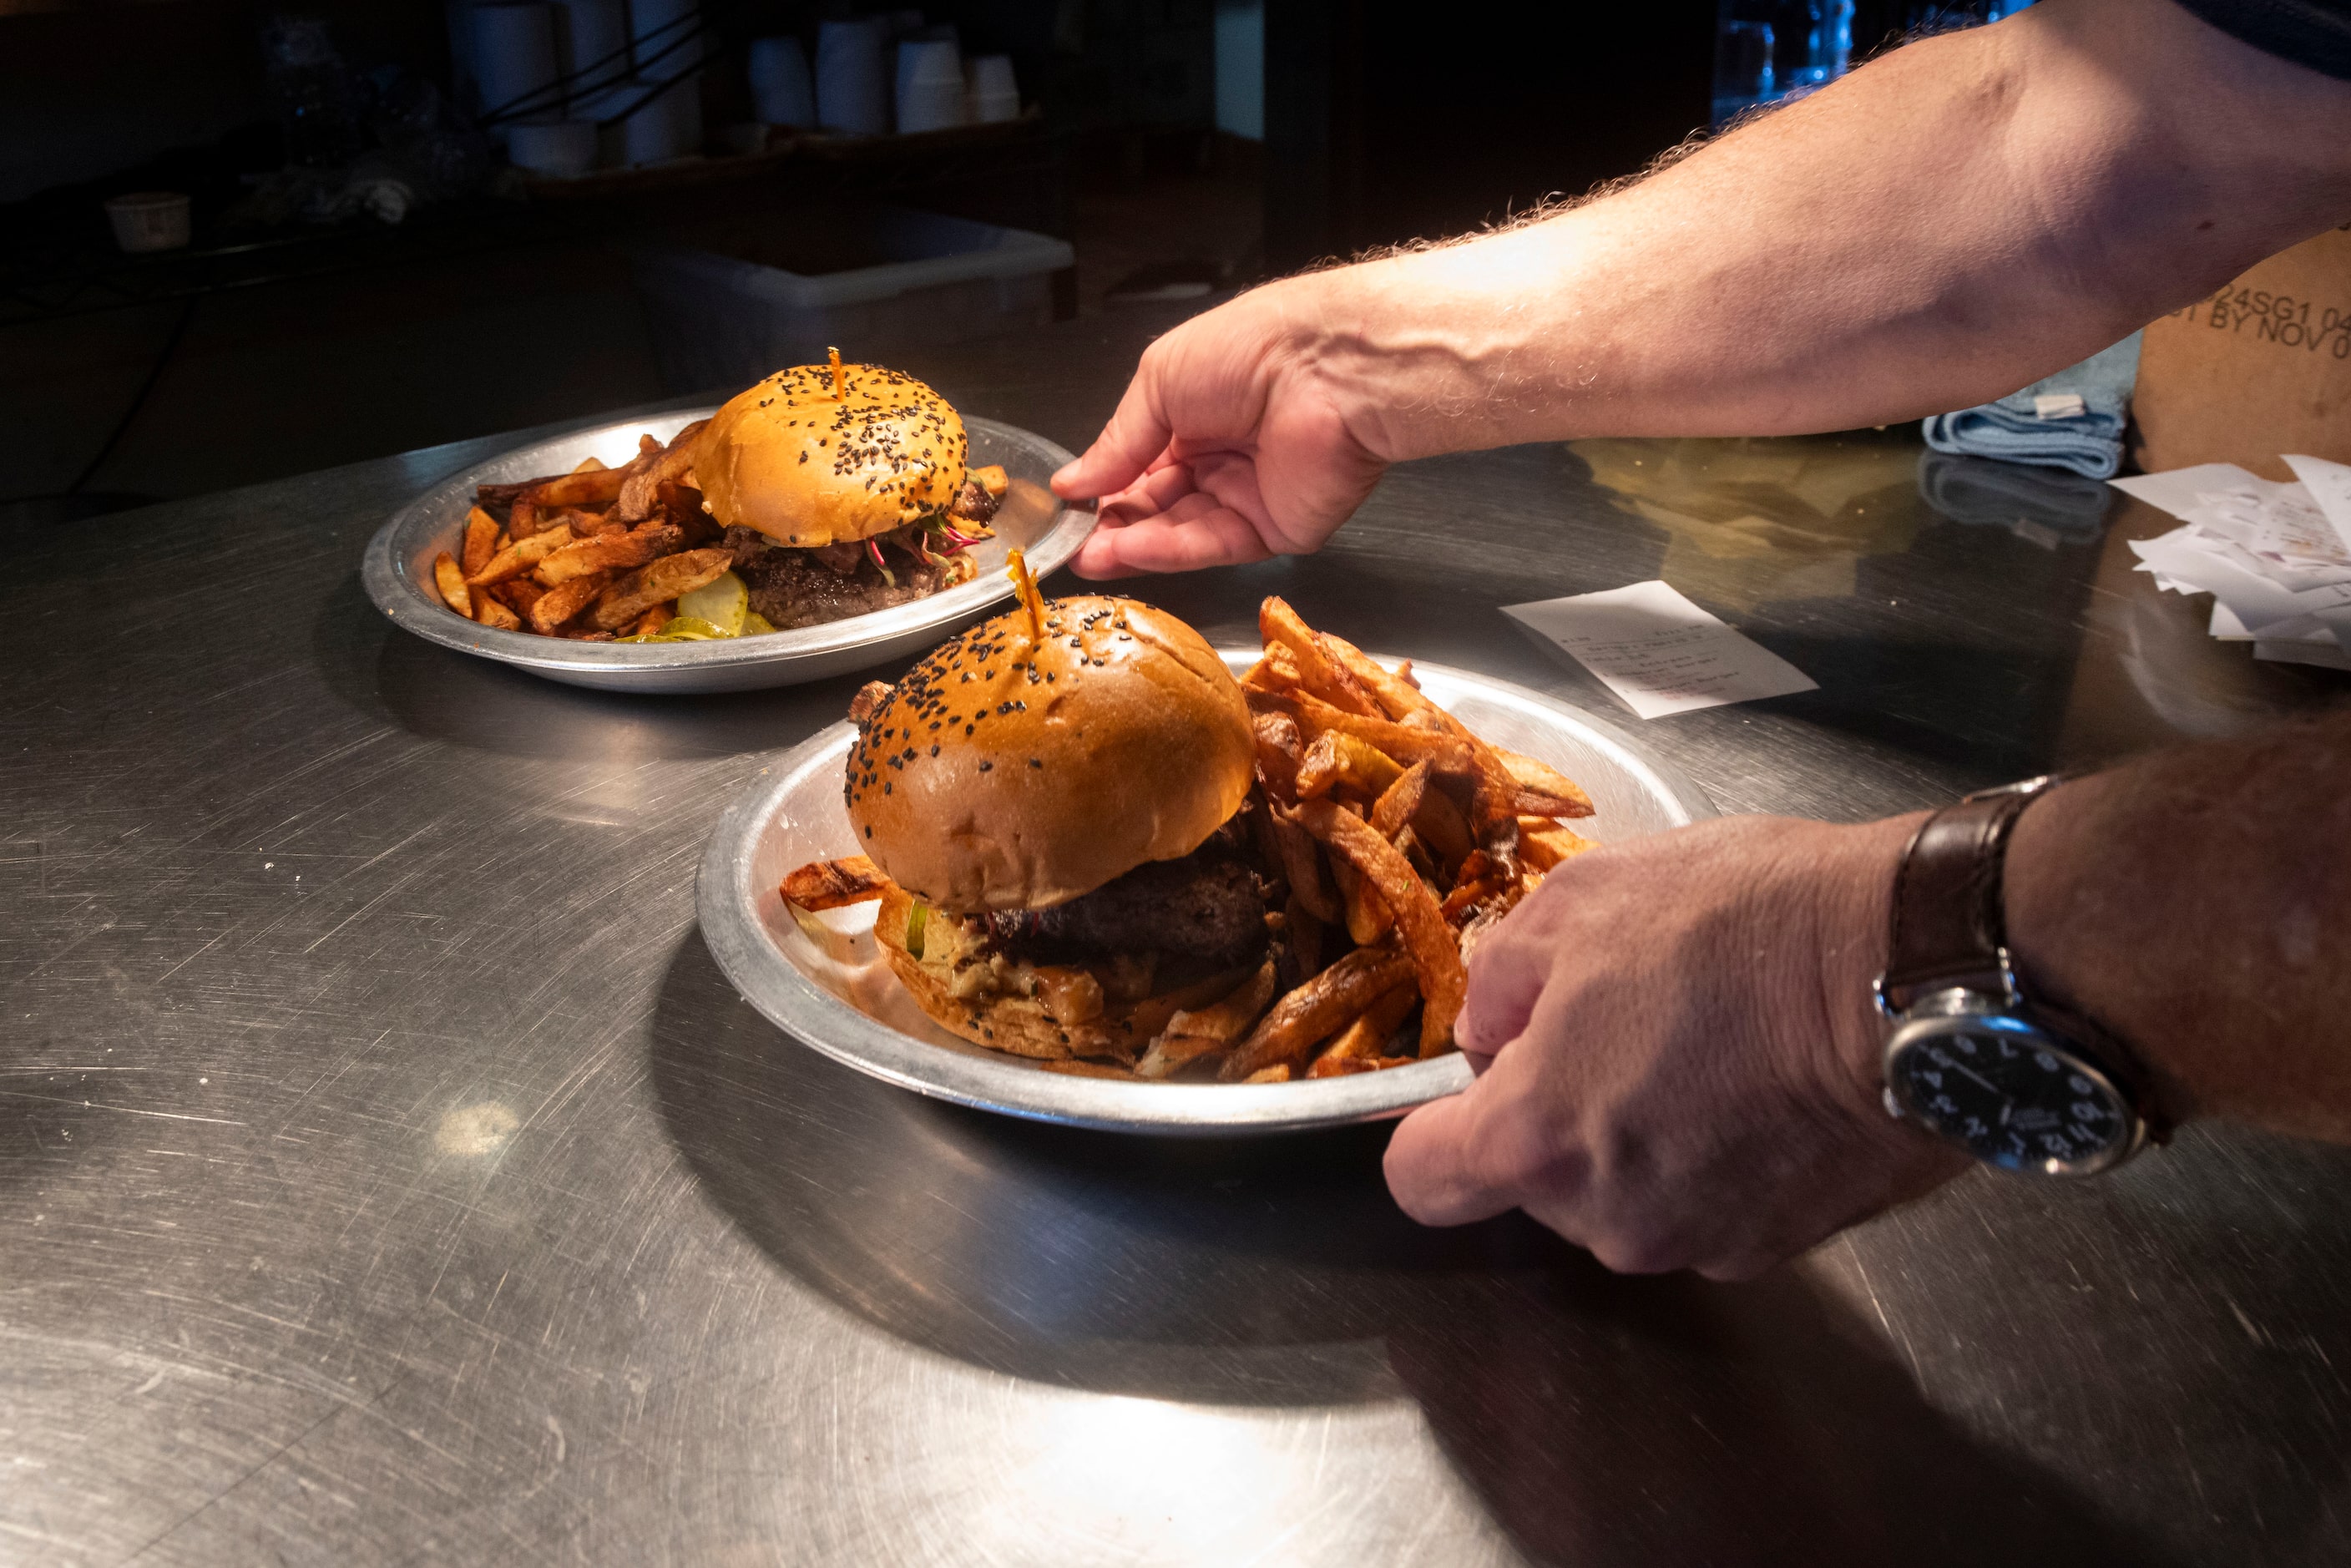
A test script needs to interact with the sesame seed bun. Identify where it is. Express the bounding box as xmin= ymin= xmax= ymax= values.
xmin=845 ymin=596 xmax=1256 ymax=913
xmin=695 ymin=362 xmax=969 ymax=548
